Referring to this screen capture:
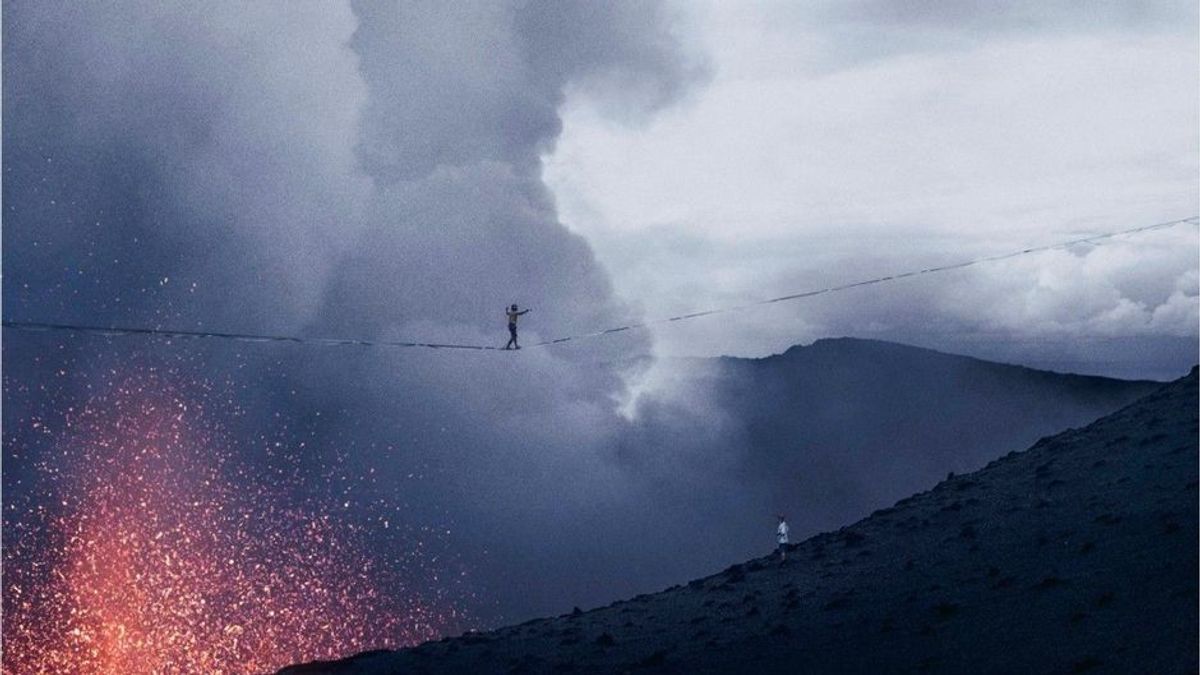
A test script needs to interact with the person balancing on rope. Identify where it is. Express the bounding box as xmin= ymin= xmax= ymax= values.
xmin=505 ymin=304 xmax=531 ymax=350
